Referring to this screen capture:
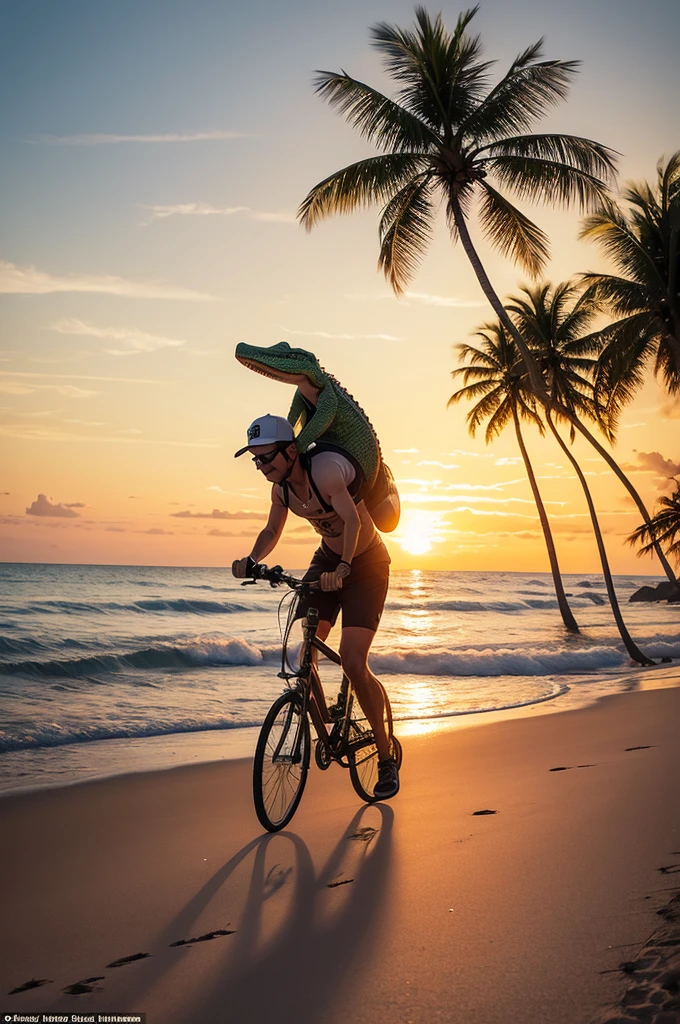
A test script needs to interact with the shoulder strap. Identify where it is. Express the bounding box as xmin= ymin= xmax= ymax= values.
xmin=302 ymin=454 xmax=334 ymax=513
